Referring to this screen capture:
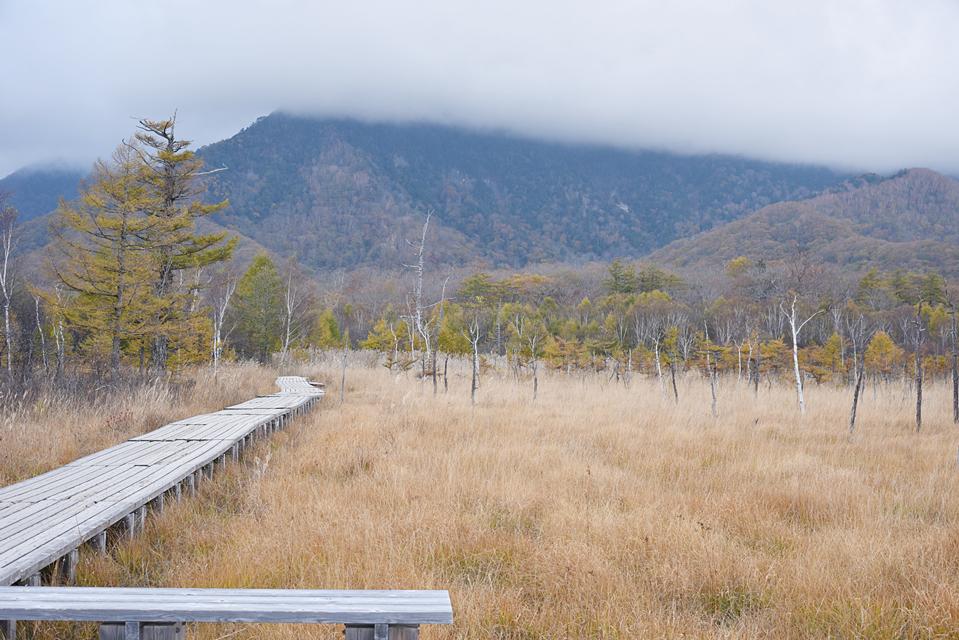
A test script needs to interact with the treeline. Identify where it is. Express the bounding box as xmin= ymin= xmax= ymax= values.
xmin=0 ymin=117 xmax=955 ymax=434
xmin=350 ymin=254 xmax=957 ymax=430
